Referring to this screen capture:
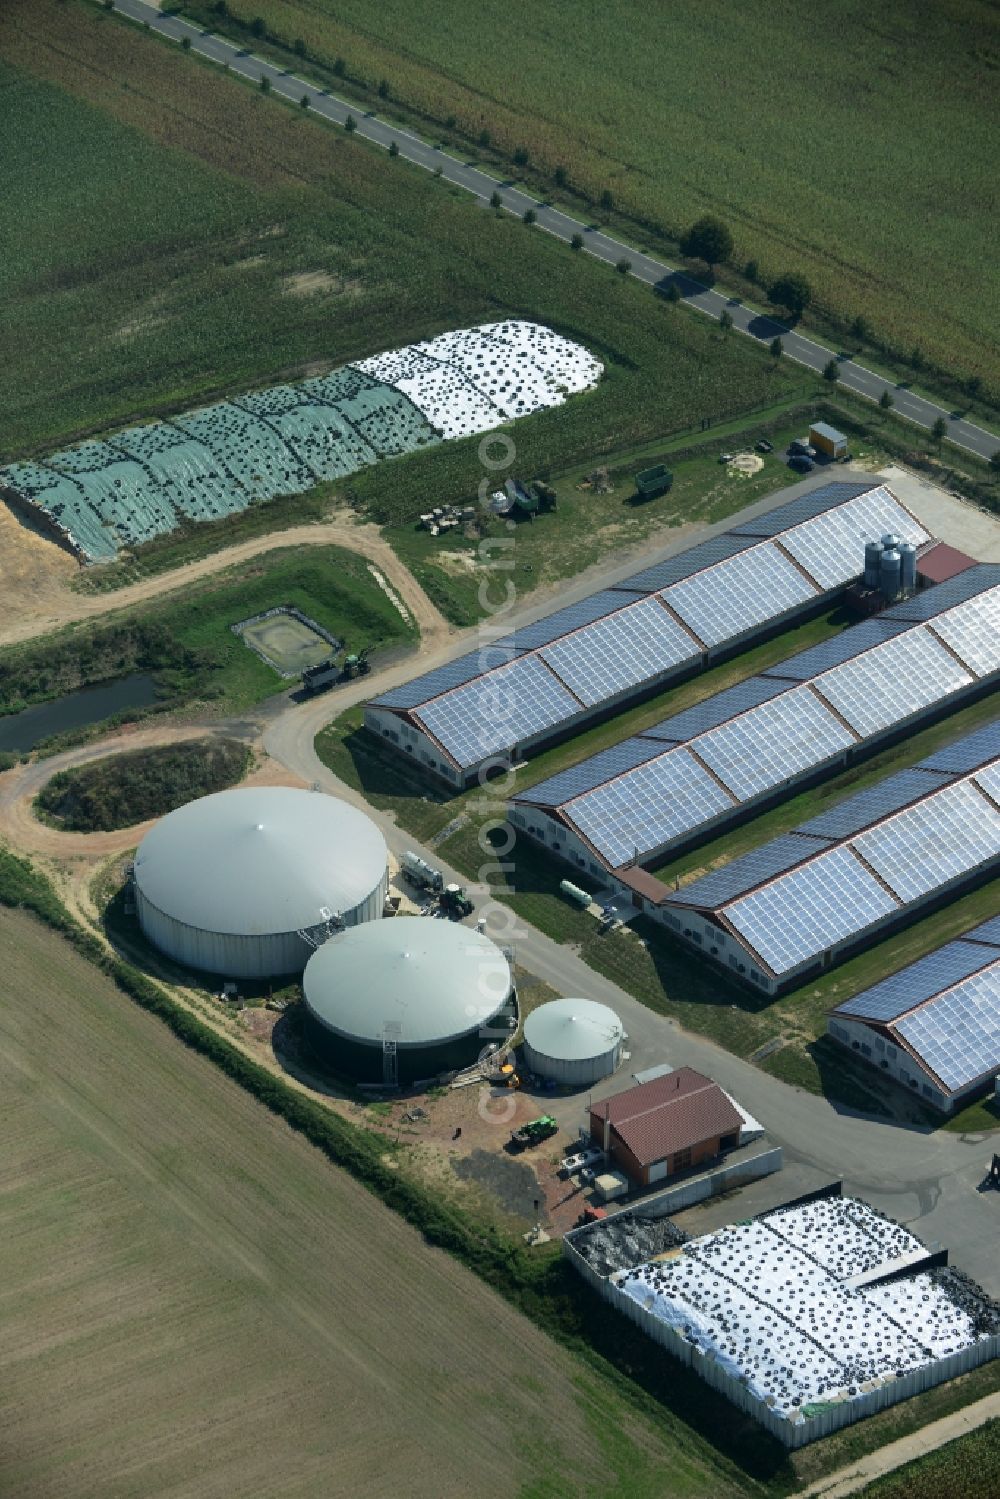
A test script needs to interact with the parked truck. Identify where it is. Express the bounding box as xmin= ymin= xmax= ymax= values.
xmin=400 ymin=850 xmax=444 ymax=893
